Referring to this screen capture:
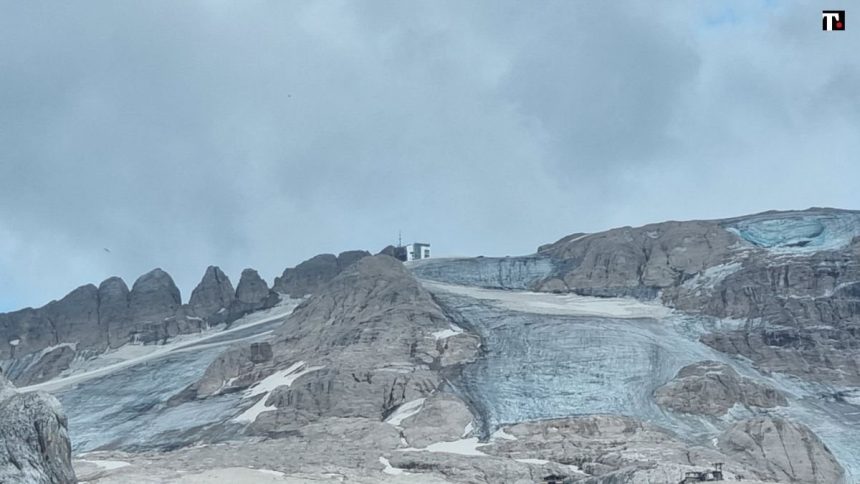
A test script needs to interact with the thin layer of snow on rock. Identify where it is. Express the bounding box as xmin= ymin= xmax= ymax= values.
xmin=400 ymin=437 xmax=488 ymax=457
xmin=490 ymin=427 xmax=517 ymax=441
xmin=424 ymin=281 xmax=672 ymax=319
xmin=173 ymin=467 xmax=295 ymax=483
xmin=77 ymin=459 xmax=131 ymax=470
xmin=462 ymin=421 xmax=474 ymax=437
xmin=432 ymin=323 xmax=464 ymax=340
xmin=233 ymin=362 xmax=324 ymax=423
xmin=514 ymin=458 xmax=548 ymax=465
xmin=682 ymin=262 xmax=743 ymax=292
xmin=385 ymin=398 xmax=426 ymax=426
